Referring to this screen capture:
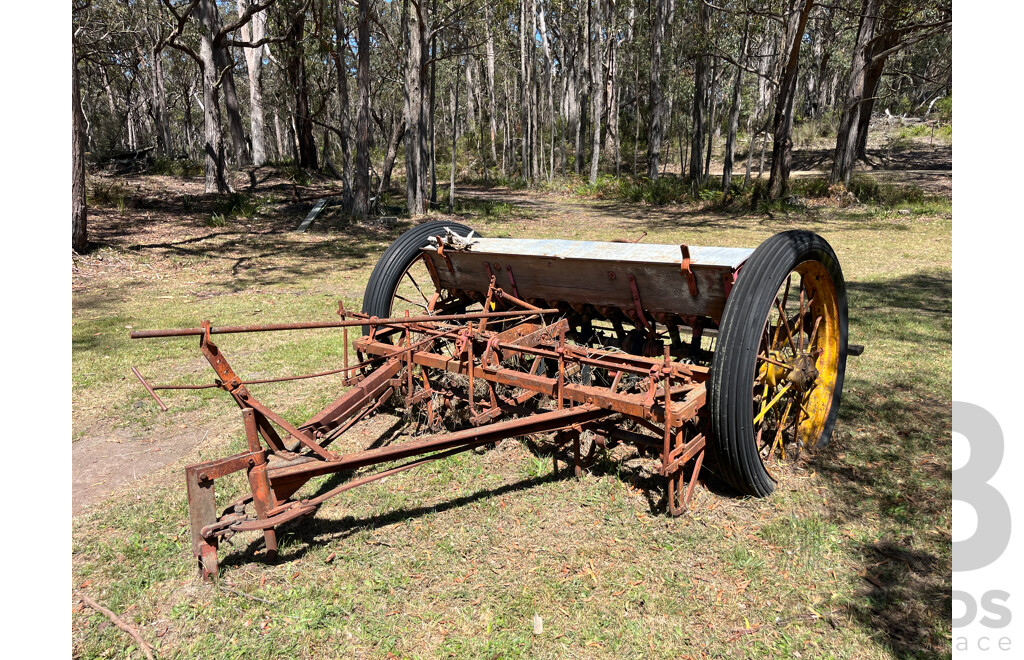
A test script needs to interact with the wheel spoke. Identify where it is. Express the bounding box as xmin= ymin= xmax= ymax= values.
xmin=798 ymin=285 xmax=805 ymax=352
xmin=394 ymin=293 xmax=428 ymax=311
xmin=808 ymin=315 xmax=823 ymax=349
xmin=405 ymin=264 xmax=430 ymax=305
xmin=773 ymin=298 xmax=799 ymax=355
xmin=757 ymin=354 xmax=790 ymax=369
xmin=780 ymin=273 xmax=792 ymax=311
xmin=771 ymin=398 xmax=793 ymax=460
xmin=754 ymin=382 xmax=792 ymax=425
